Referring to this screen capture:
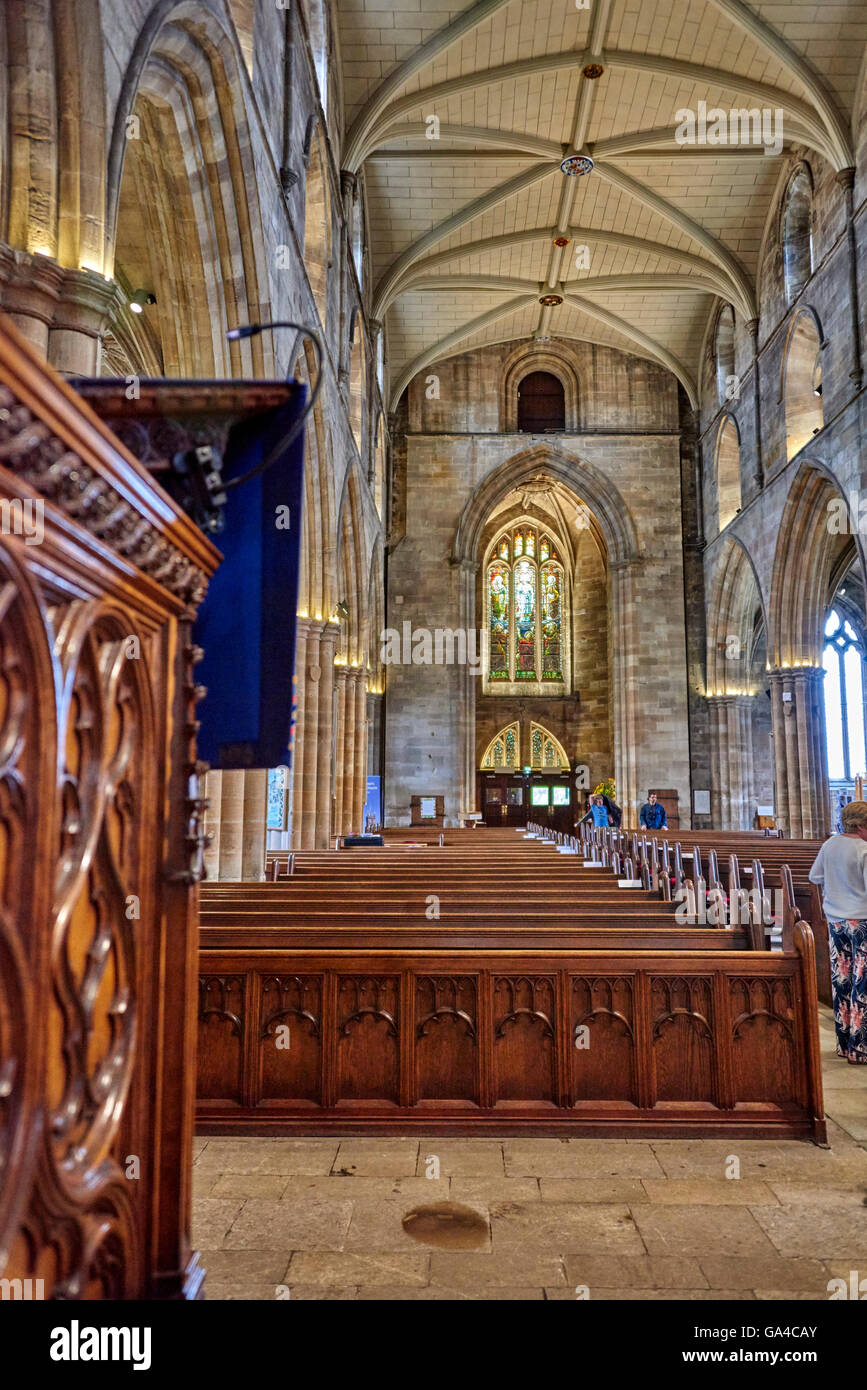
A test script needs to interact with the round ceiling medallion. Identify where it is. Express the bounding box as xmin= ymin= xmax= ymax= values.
xmin=538 ymin=294 xmax=563 ymax=306
xmin=559 ymin=153 xmax=594 ymax=177
xmin=553 ymin=236 xmax=570 ymax=247
xmin=582 ymin=63 xmax=604 ymax=79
